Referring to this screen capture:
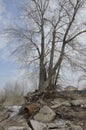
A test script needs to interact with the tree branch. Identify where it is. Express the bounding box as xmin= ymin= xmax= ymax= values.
xmin=66 ymin=30 xmax=86 ymax=43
